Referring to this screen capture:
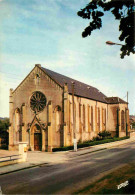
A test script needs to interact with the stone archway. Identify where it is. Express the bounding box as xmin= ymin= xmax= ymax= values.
xmin=31 ymin=124 xmax=42 ymax=151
